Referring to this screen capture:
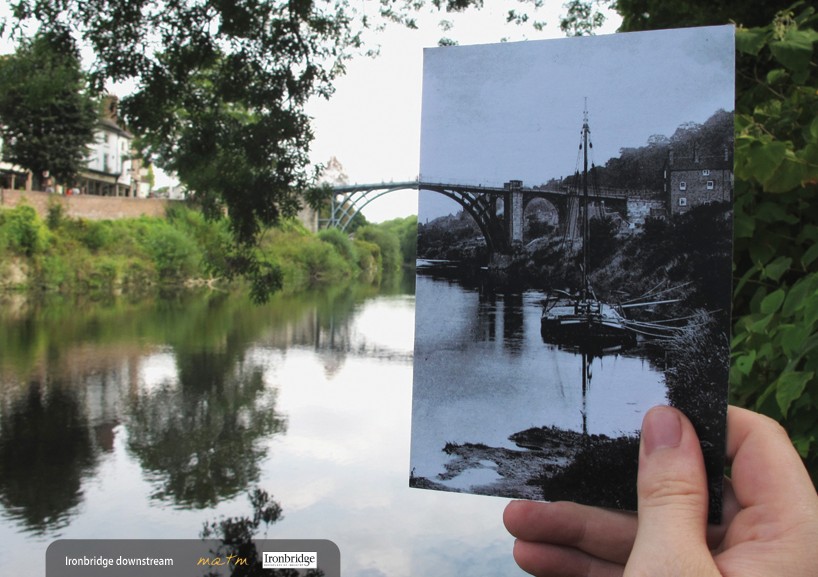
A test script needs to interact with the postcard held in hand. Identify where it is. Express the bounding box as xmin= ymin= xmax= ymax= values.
xmin=409 ymin=25 xmax=734 ymax=523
